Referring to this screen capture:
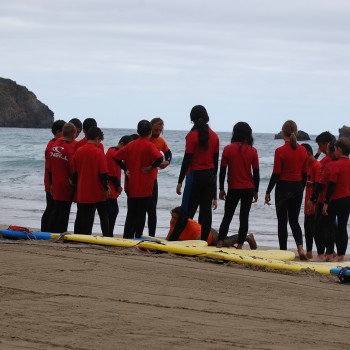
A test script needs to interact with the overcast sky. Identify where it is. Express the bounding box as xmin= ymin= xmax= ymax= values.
xmin=1 ymin=0 xmax=350 ymax=134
